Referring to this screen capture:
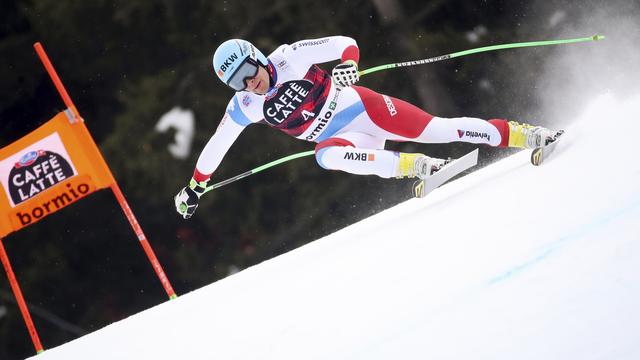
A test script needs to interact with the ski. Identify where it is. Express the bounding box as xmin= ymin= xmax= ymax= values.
xmin=413 ymin=149 xmax=479 ymax=198
xmin=531 ymin=130 xmax=565 ymax=166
